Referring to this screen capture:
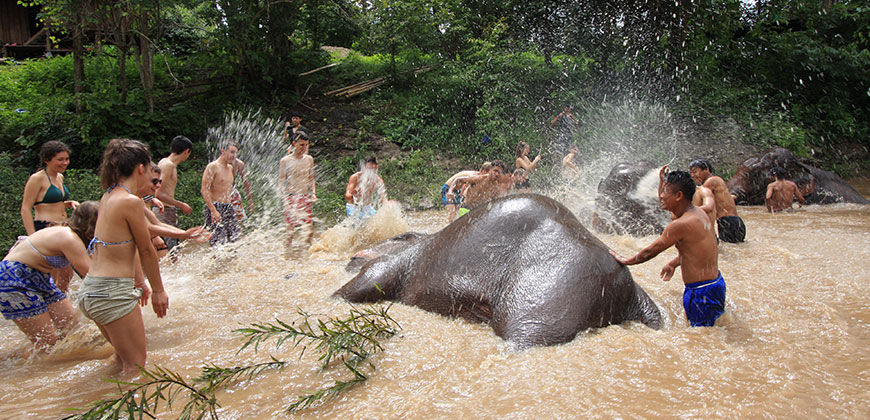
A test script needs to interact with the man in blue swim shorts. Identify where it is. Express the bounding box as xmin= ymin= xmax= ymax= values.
xmin=609 ymin=168 xmax=726 ymax=327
